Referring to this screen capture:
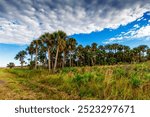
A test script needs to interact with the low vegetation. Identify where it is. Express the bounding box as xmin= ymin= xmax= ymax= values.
xmin=7 ymin=62 xmax=15 ymax=69
xmin=1 ymin=62 xmax=150 ymax=100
